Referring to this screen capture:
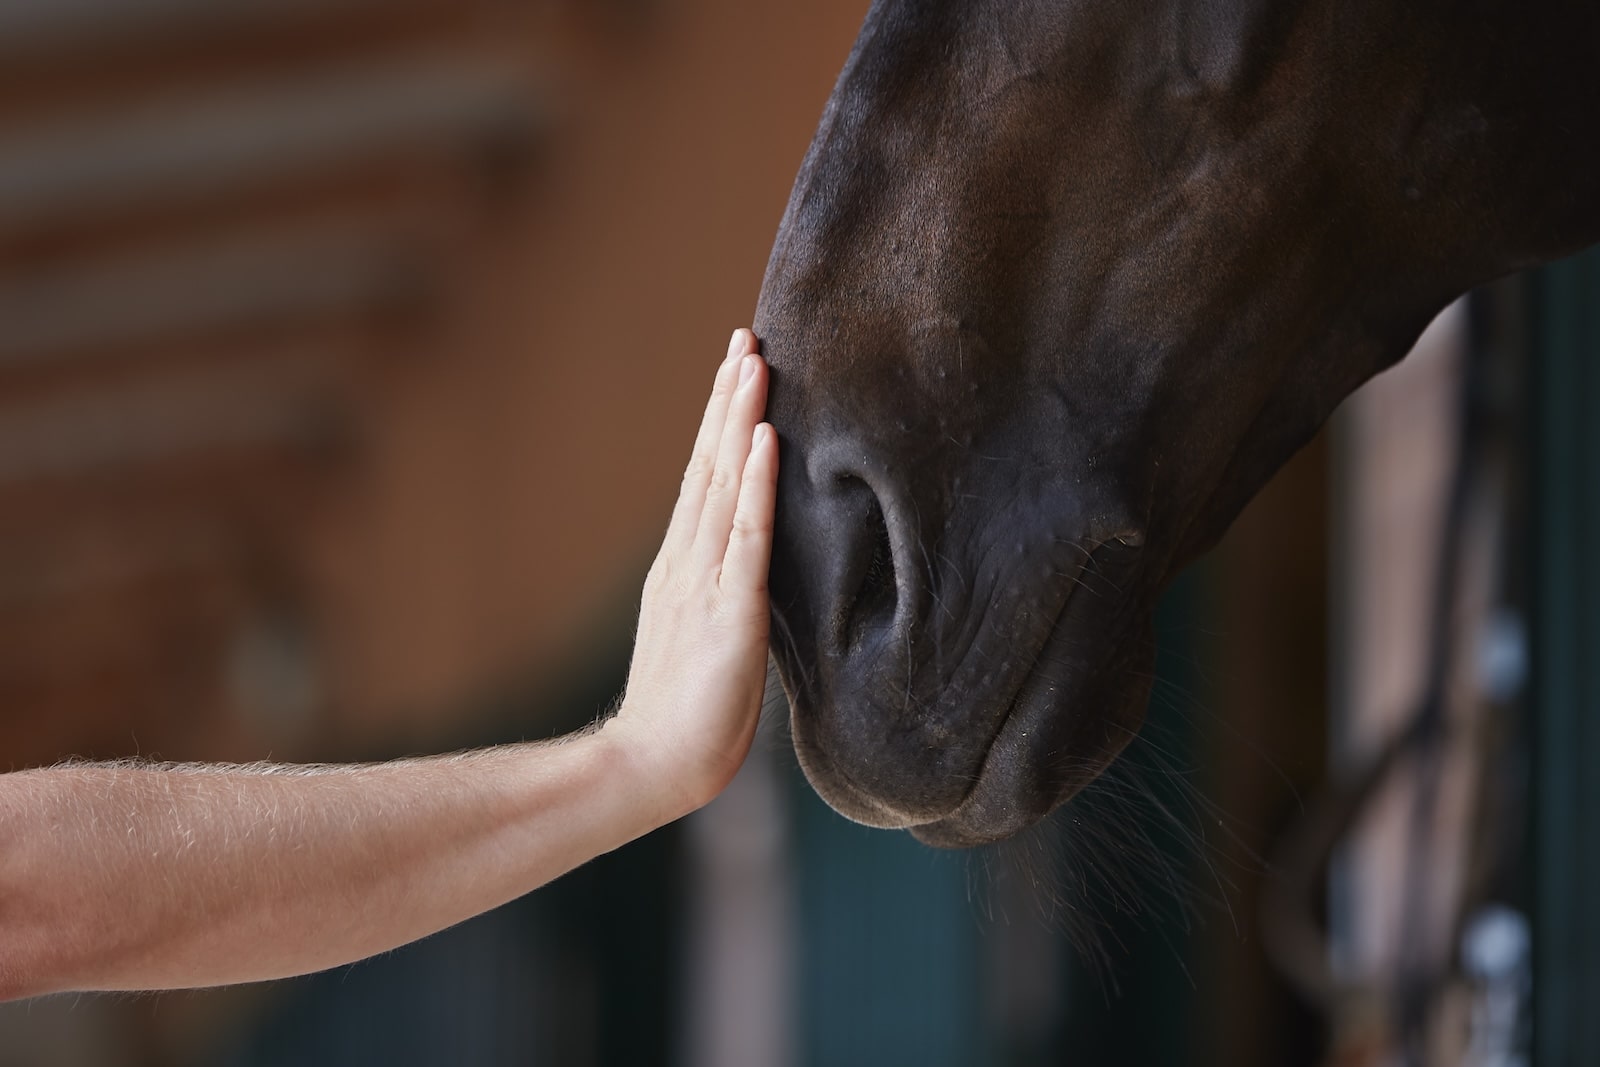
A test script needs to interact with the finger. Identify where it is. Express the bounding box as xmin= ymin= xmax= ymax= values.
xmin=720 ymin=422 xmax=778 ymax=602
xmin=664 ymin=330 xmax=758 ymax=552
xmin=693 ymin=352 xmax=768 ymax=568
xmin=724 ymin=328 xmax=754 ymax=363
